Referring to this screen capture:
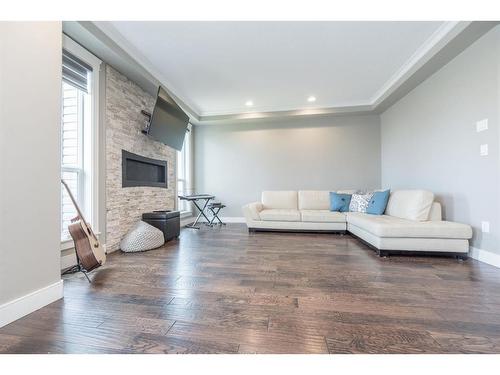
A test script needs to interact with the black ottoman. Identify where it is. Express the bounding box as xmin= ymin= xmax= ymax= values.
xmin=142 ymin=210 xmax=180 ymax=242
